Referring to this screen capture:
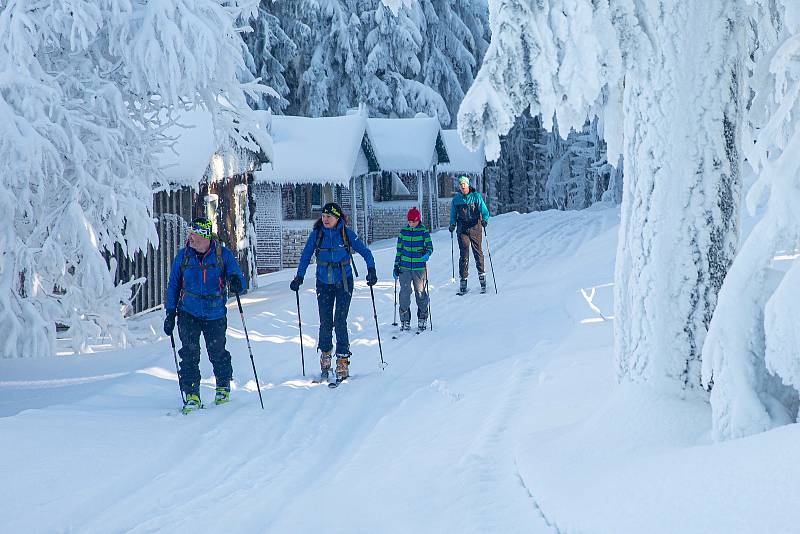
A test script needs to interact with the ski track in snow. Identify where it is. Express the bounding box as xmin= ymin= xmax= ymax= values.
xmin=0 ymin=208 xmax=618 ymax=533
